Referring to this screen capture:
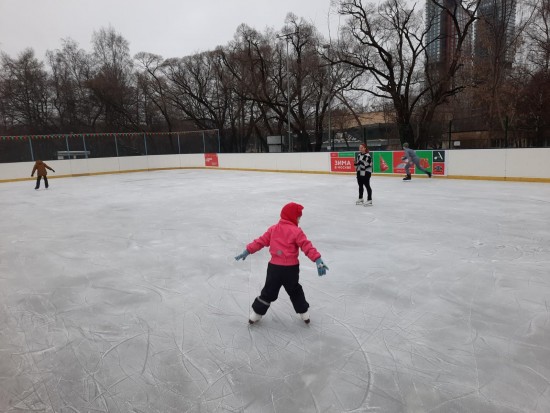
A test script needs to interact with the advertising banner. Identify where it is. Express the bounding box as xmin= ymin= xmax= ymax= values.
xmin=432 ymin=150 xmax=445 ymax=175
xmin=393 ymin=151 xmax=410 ymax=174
xmin=391 ymin=150 xmax=433 ymax=175
xmin=332 ymin=150 xmax=445 ymax=175
xmin=373 ymin=151 xmax=393 ymax=173
xmin=204 ymin=153 xmax=219 ymax=167
xmin=330 ymin=152 xmax=356 ymax=173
